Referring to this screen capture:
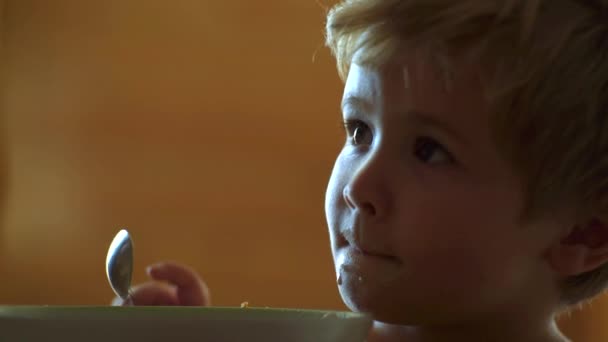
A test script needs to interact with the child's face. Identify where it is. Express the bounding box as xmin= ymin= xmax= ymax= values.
xmin=325 ymin=51 xmax=561 ymax=324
